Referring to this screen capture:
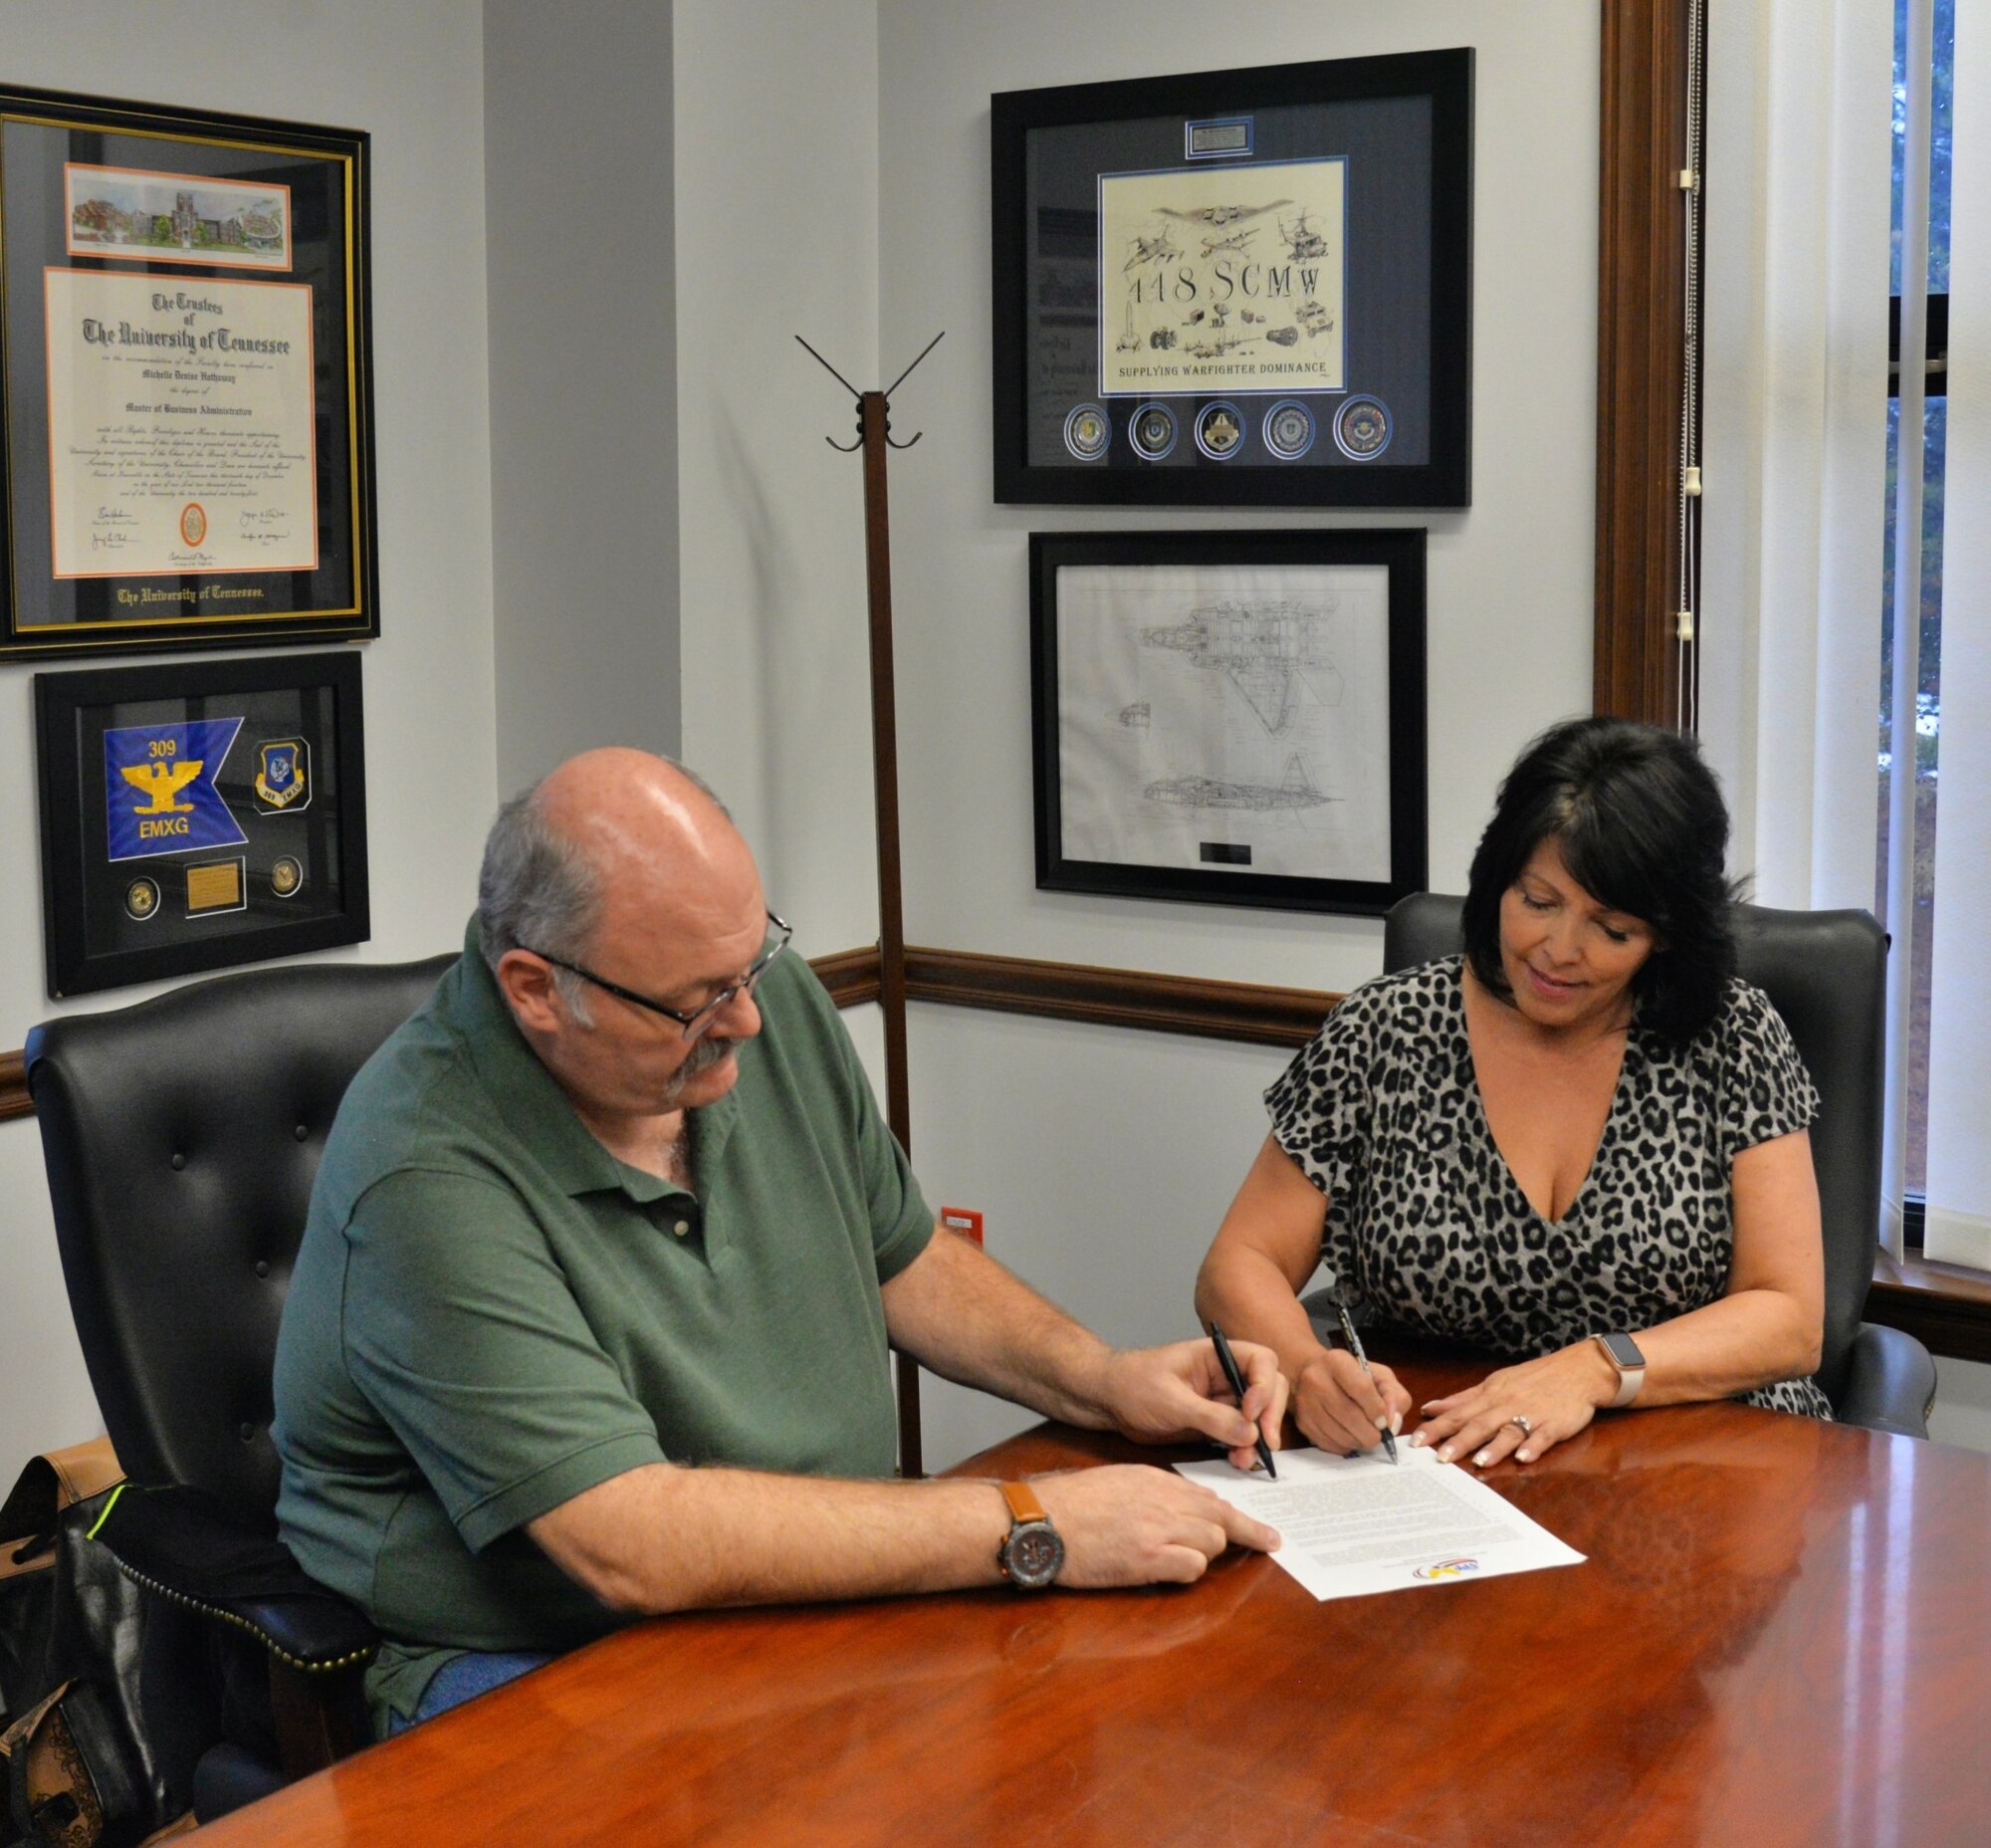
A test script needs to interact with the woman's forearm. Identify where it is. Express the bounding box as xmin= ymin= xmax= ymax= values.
xmin=1609 ymin=1286 xmax=1822 ymax=1407
xmin=1194 ymin=1244 xmax=1333 ymax=1386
